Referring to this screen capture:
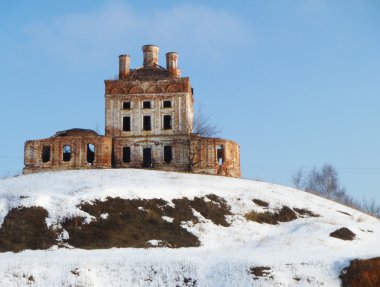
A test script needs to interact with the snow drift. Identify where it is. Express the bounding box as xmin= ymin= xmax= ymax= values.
xmin=0 ymin=169 xmax=379 ymax=286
